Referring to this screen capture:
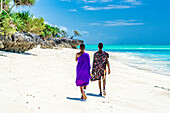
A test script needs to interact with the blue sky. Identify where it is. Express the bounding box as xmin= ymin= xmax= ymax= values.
xmin=13 ymin=0 xmax=170 ymax=45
